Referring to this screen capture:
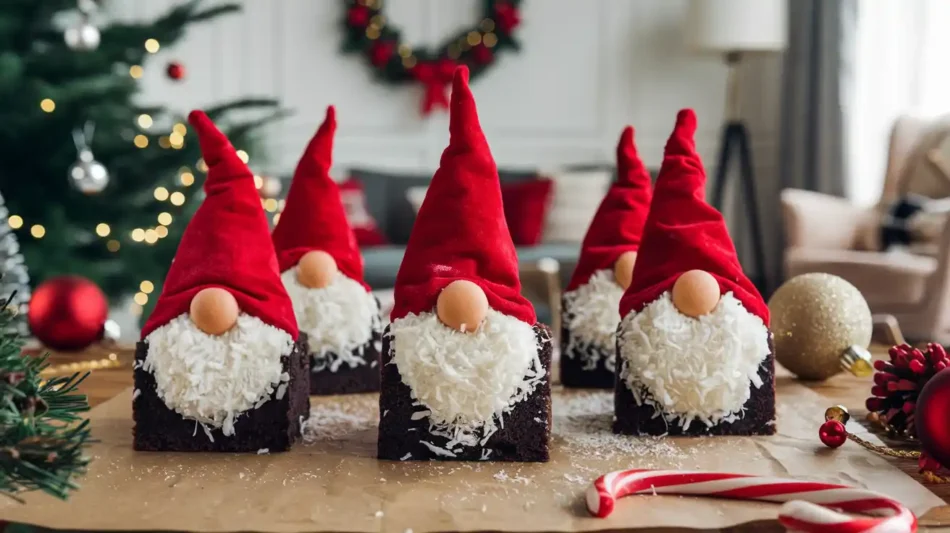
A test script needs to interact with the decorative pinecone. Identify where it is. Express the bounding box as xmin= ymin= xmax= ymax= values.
xmin=866 ymin=343 xmax=949 ymax=438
